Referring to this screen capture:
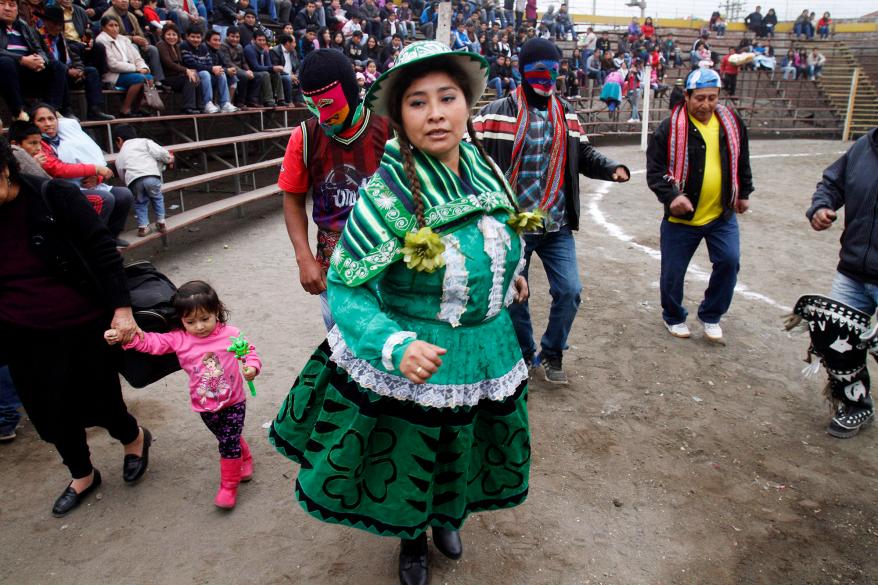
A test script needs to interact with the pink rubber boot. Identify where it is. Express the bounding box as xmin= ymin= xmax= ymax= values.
xmin=240 ymin=437 xmax=253 ymax=482
xmin=215 ymin=458 xmax=242 ymax=509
